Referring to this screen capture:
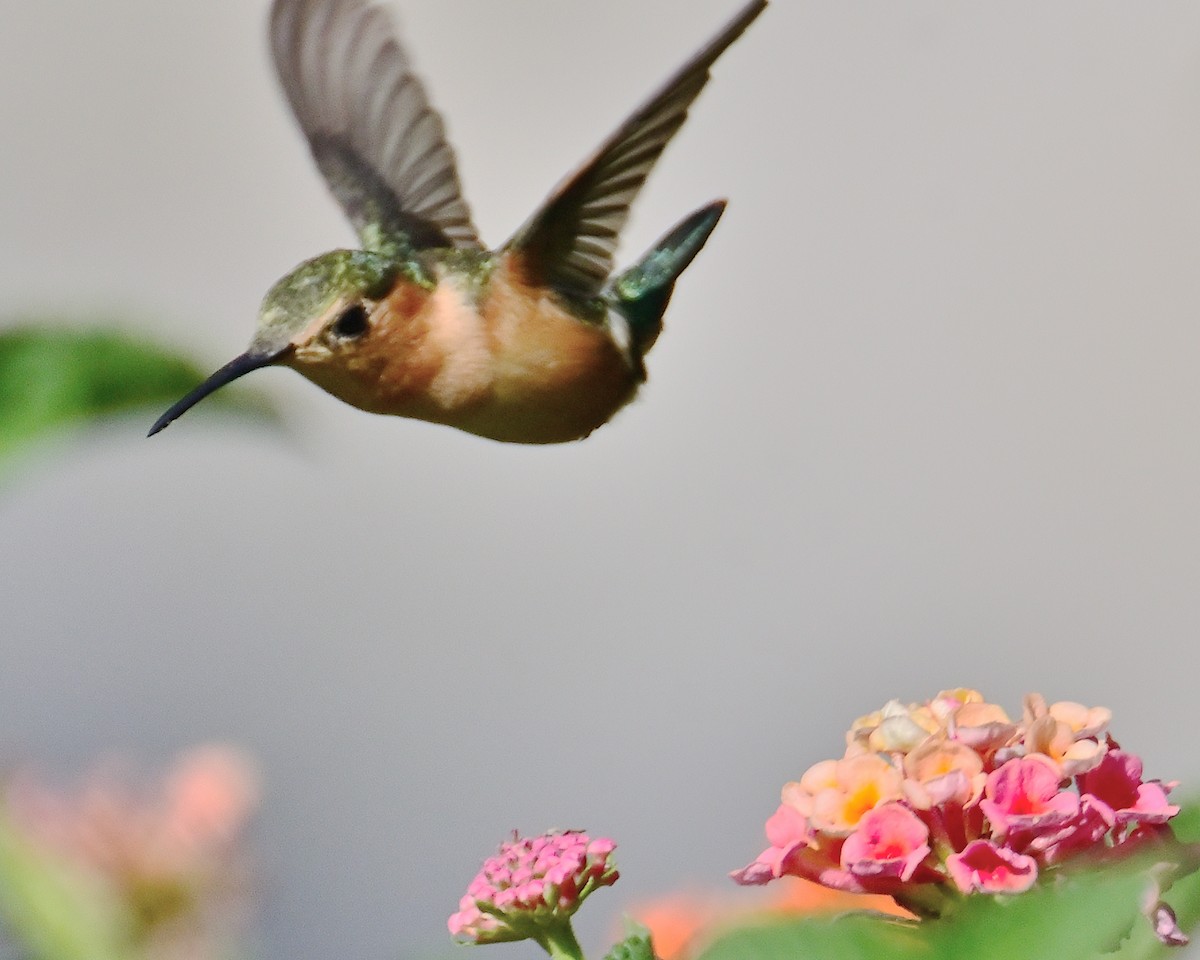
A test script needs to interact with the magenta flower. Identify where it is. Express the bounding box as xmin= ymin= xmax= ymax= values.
xmin=1026 ymin=795 xmax=1112 ymax=865
xmin=840 ymin=802 xmax=931 ymax=882
xmin=946 ymin=840 xmax=1037 ymax=894
xmin=731 ymin=804 xmax=810 ymax=885
xmin=449 ymin=831 xmax=618 ymax=954
xmin=979 ymin=755 xmax=1079 ymax=838
xmin=1078 ymin=751 xmax=1180 ymax=827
